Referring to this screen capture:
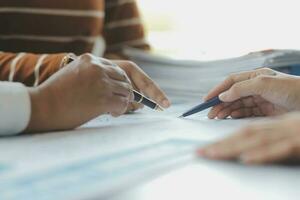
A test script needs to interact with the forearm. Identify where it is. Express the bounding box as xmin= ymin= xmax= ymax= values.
xmin=0 ymin=52 xmax=68 ymax=86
